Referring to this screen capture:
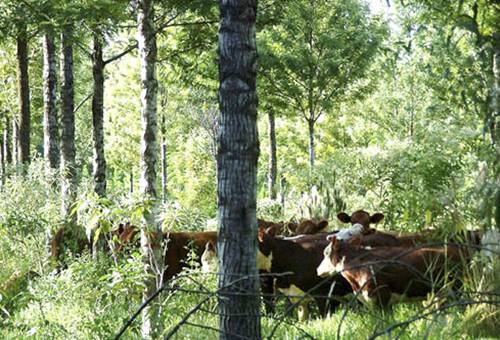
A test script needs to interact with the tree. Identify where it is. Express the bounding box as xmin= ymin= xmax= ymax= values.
xmin=92 ymin=29 xmax=106 ymax=197
xmin=259 ymin=0 xmax=387 ymax=167
xmin=60 ymin=25 xmax=76 ymax=223
xmin=43 ymin=32 xmax=59 ymax=170
xmin=16 ymin=28 xmax=30 ymax=166
xmin=136 ymin=0 xmax=163 ymax=337
xmin=217 ymin=0 xmax=261 ymax=338
xmin=267 ymin=106 xmax=277 ymax=199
